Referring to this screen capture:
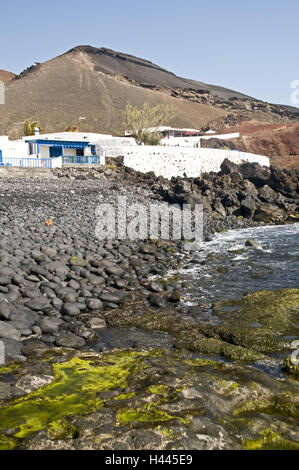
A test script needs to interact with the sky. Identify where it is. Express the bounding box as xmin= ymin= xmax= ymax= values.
xmin=0 ymin=0 xmax=298 ymax=106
